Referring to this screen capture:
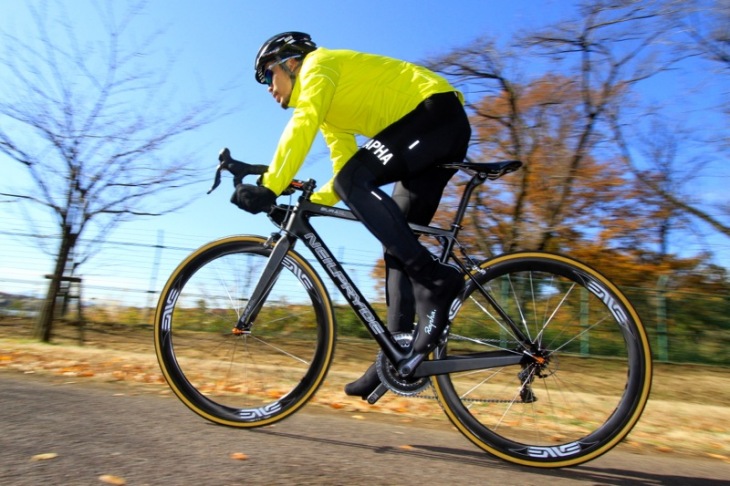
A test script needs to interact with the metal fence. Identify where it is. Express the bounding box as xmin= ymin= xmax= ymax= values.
xmin=1 ymin=228 xmax=728 ymax=366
